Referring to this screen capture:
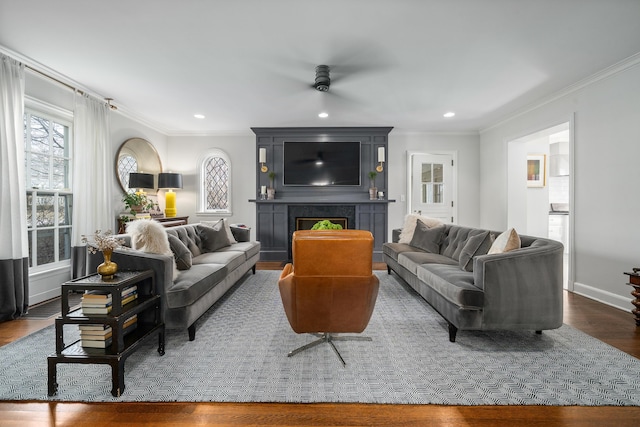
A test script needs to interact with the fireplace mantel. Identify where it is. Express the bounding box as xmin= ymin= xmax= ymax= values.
xmin=251 ymin=127 xmax=394 ymax=262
